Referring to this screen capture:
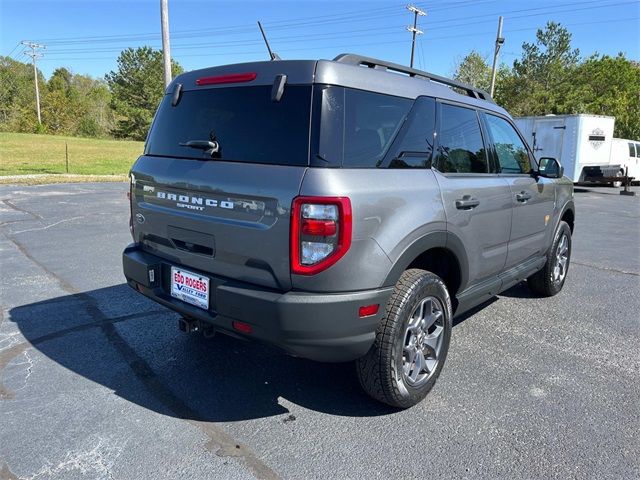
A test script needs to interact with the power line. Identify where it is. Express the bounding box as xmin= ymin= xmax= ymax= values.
xmin=30 ymin=0 xmax=613 ymax=48
xmin=32 ymin=0 xmax=633 ymax=59
xmin=34 ymin=16 xmax=639 ymax=64
xmin=27 ymin=0 xmax=495 ymax=47
xmin=5 ymin=42 xmax=21 ymax=59
xmin=39 ymin=0 xmax=638 ymax=58
xmin=33 ymin=4 xmax=408 ymax=45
